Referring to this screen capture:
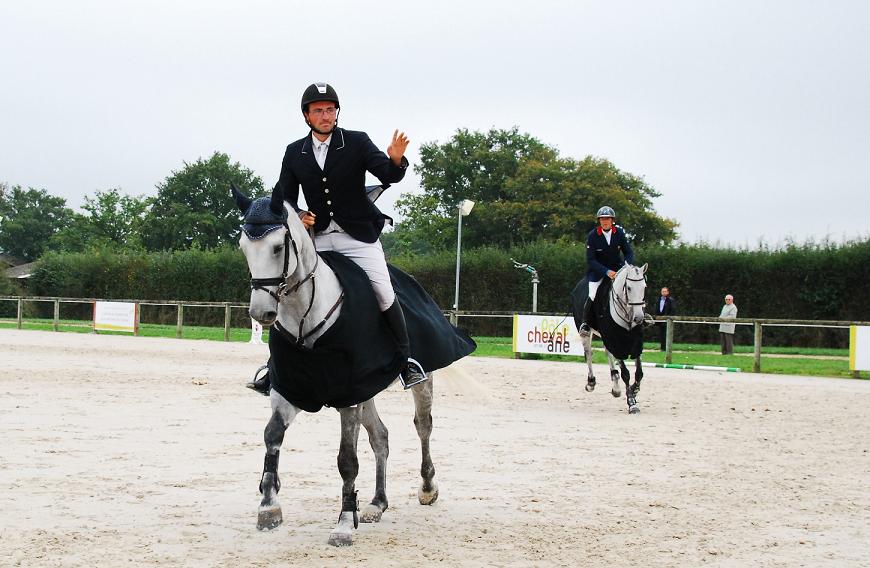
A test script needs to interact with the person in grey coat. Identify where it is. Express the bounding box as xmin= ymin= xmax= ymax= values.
xmin=718 ymin=294 xmax=738 ymax=355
